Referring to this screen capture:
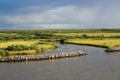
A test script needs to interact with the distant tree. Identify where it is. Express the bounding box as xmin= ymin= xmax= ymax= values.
xmin=59 ymin=38 xmax=67 ymax=44
xmin=82 ymin=34 xmax=88 ymax=38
